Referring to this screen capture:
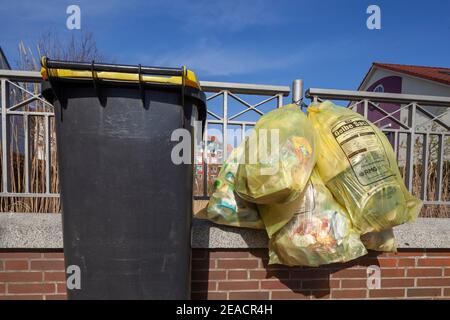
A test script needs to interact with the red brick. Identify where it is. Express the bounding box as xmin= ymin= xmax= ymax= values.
xmin=0 ymin=295 xmax=43 ymax=300
xmin=0 ymin=283 xmax=5 ymax=293
xmin=331 ymin=269 xmax=367 ymax=279
xmin=261 ymin=280 xmax=299 ymax=290
xmin=217 ymin=281 xmax=258 ymax=291
xmin=30 ymin=260 xmax=65 ymax=271
xmin=56 ymin=283 xmax=67 ymax=294
xmin=444 ymin=288 xmax=450 ymax=296
xmin=4 ymin=260 xmax=29 ymax=270
xmin=210 ymin=251 xmax=249 ymax=259
xmin=45 ymin=294 xmax=67 ymax=300
xmin=331 ymin=289 xmax=367 ymax=299
xmin=397 ymin=259 xmax=416 ymax=267
xmin=426 ymin=251 xmax=450 ymax=257
xmin=229 ymin=291 xmax=270 ymax=300
xmin=381 ymin=269 xmax=405 ymax=277
xmin=390 ymin=251 xmax=423 ymax=257
xmin=369 ymin=289 xmax=405 ymax=298
xmin=250 ymin=269 xmax=290 ymax=280
xmin=8 ymin=283 xmax=55 ymax=294
xmin=0 ymin=272 xmax=42 ymax=282
xmin=302 ymin=279 xmax=338 ymax=290
xmin=42 ymin=252 xmax=64 ymax=259
xmin=0 ymin=261 xmax=4 ymax=270
xmin=341 ymin=279 xmax=367 ymax=289
xmin=407 ymin=288 xmax=441 ymax=297
xmin=377 ymin=258 xmax=398 ymax=267
xmin=407 ymin=268 xmax=442 ymax=277
xmin=381 ymin=278 xmax=414 ymax=288
xmin=444 ymin=268 xmax=450 ymax=277
xmin=0 ymin=252 xmax=42 ymax=259
xmin=417 ymin=278 xmax=450 ymax=287
xmin=191 ymin=281 xmax=216 ymax=292
xmin=216 ymin=259 xmax=258 ymax=269
xmin=208 ymin=270 xmax=226 ymax=280
xmin=44 ymin=272 xmax=66 ymax=282
xmin=228 ymin=270 xmax=248 ymax=280
xmin=417 ymin=258 xmax=450 ymax=267
xmin=192 ymin=259 xmax=215 ymax=270
xmin=271 ymin=290 xmax=310 ymax=300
